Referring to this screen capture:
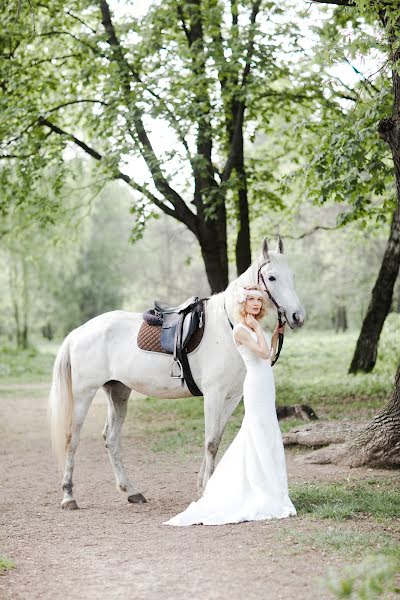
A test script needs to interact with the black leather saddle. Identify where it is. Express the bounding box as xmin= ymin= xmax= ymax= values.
xmin=143 ymin=296 xmax=205 ymax=396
